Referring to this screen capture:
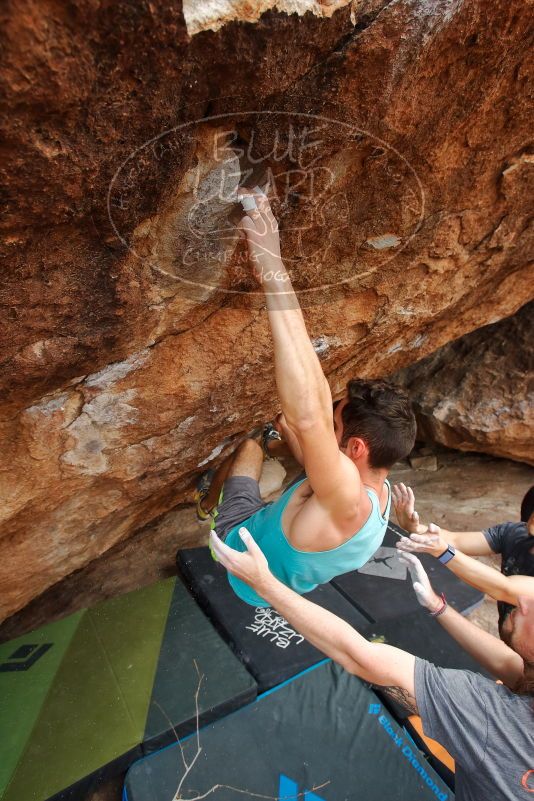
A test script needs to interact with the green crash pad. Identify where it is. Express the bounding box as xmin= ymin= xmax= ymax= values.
xmin=0 ymin=577 xmax=257 ymax=801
